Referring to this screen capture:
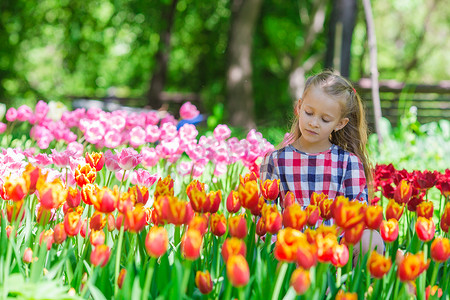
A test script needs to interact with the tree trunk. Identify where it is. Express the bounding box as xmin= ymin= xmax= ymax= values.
xmin=226 ymin=0 xmax=263 ymax=129
xmin=362 ymin=0 xmax=383 ymax=144
xmin=147 ymin=0 xmax=179 ymax=109
xmin=325 ymin=0 xmax=357 ymax=77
